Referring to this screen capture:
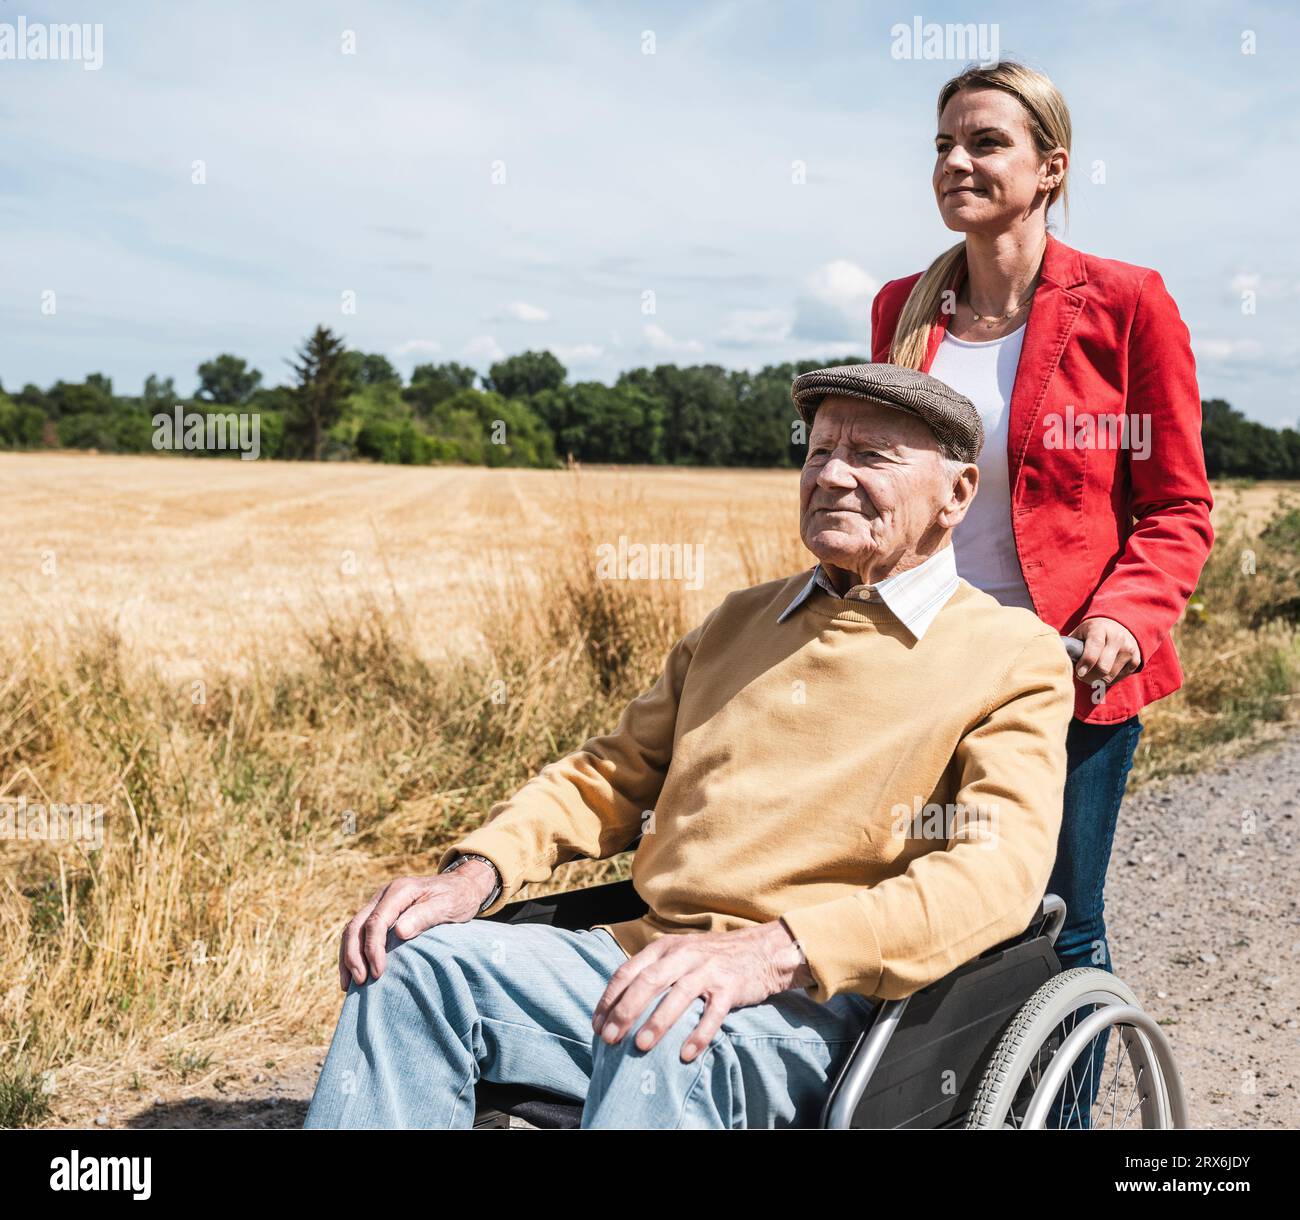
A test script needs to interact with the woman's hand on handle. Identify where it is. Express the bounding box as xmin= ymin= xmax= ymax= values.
xmin=1067 ymin=616 xmax=1142 ymax=688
